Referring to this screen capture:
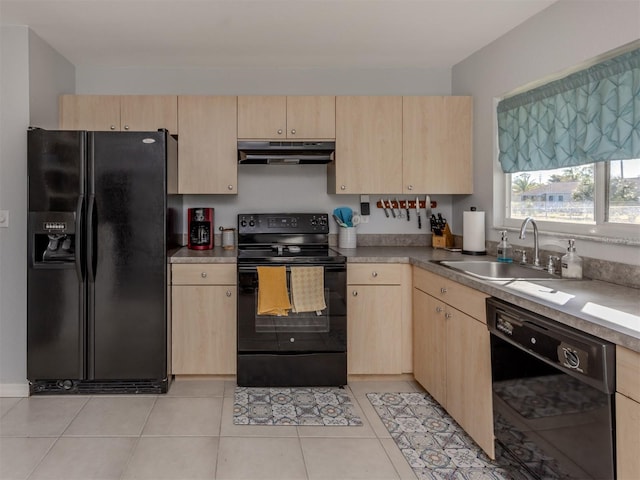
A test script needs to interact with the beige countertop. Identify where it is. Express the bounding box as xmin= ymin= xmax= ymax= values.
xmin=170 ymin=245 xmax=640 ymax=352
